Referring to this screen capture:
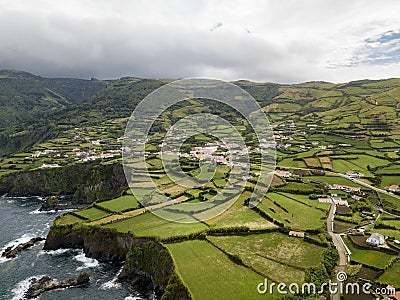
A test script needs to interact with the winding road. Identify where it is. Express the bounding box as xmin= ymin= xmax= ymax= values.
xmin=277 ymin=165 xmax=400 ymax=300
xmin=327 ymin=204 xmax=349 ymax=300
